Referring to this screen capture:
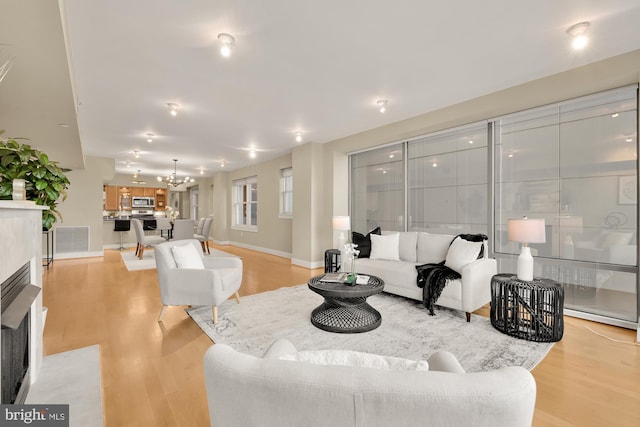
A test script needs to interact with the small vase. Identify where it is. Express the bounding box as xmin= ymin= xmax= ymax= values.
xmin=12 ymin=178 xmax=26 ymax=200
xmin=347 ymin=256 xmax=357 ymax=285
